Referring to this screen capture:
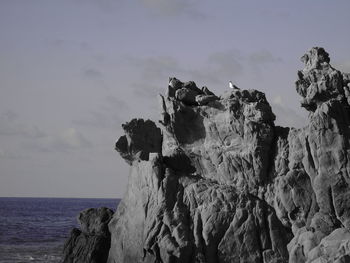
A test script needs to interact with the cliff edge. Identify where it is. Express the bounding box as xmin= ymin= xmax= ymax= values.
xmin=63 ymin=47 xmax=350 ymax=263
